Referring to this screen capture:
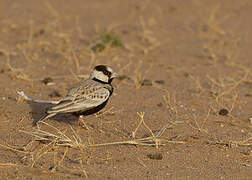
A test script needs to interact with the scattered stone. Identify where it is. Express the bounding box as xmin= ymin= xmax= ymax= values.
xmin=168 ymin=6 xmax=177 ymax=13
xmin=219 ymin=108 xmax=229 ymax=116
xmin=157 ymin=103 xmax=163 ymax=107
xmin=154 ymin=80 xmax=165 ymax=85
xmin=49 ymin=90 xmax=61 ymax=98
xmin=183 ymin=72 xmax=189 ymax=77
xmin=117 ymin=75 xmax=131 ymax=81
xmin=146 ymin=152 xmax=163 ymax=160
xmin=7 ymin=96 xmax=16 ymax=101
xmin=33 ymin=29 xmax=45 ymax=37
xmin=41 ymin=77 xmax=54 ymax=85
xmin=38 ymin=29 xmax=45 ymax=35
xmin=0 ymin=68 xmax=10 ymax=74
xmin=141 ymin=79 xmax=152 ymax=86
xmin=0 ymin=50 xmax=4 ymax=56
